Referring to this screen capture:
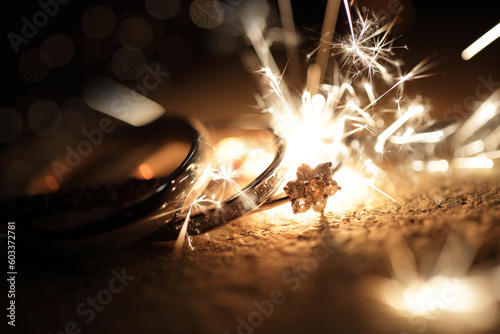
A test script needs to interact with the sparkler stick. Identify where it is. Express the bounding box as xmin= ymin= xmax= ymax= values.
xmin=277 ymin=0 xmax=301 ymax=90
xmin=306 ymin=63 xmax=321 ymax=96
xmin=314 ymin=0 xmax=342 ymax=91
